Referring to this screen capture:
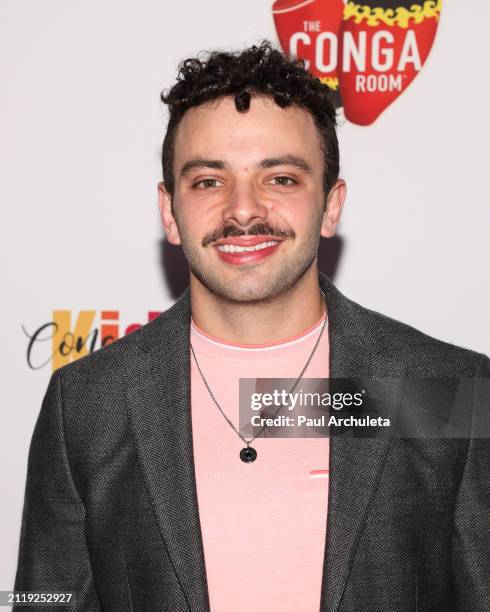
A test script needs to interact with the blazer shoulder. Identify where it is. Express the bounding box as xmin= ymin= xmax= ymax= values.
xmin=347 ymin=295 xmax=488 ymax=377
xmin=52 ymin=311 xmax=171 ymax=385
